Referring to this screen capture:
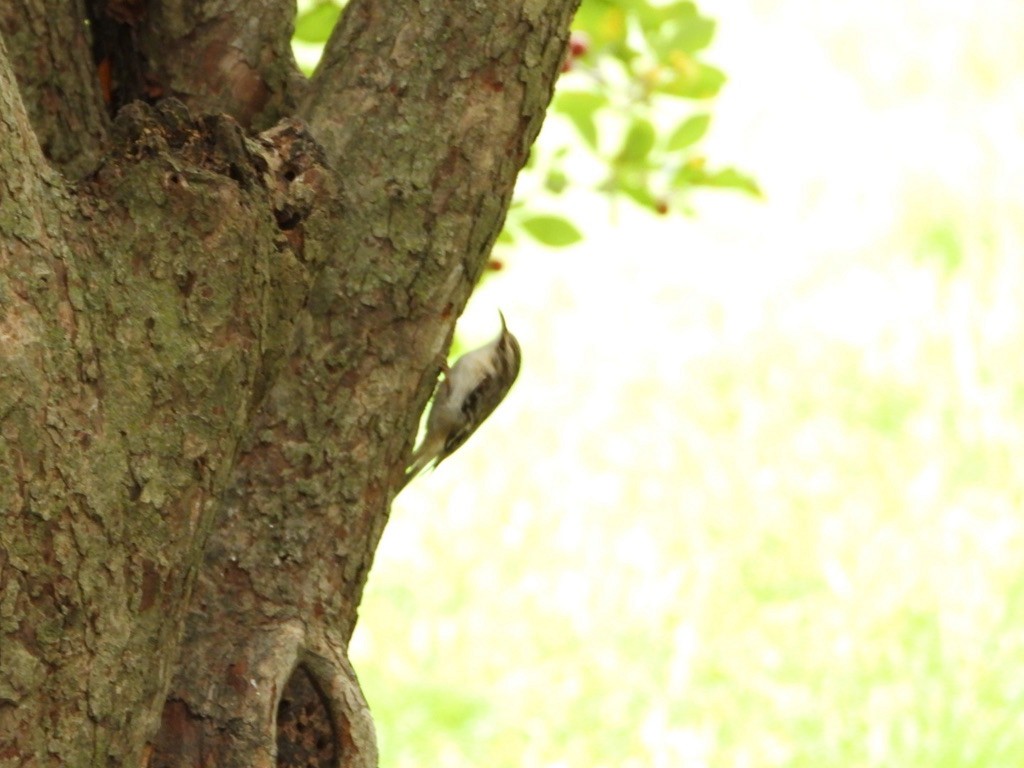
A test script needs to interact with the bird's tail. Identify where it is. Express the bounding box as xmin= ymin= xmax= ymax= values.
xmin=404 ymin=434 xmax=443 ymax=483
